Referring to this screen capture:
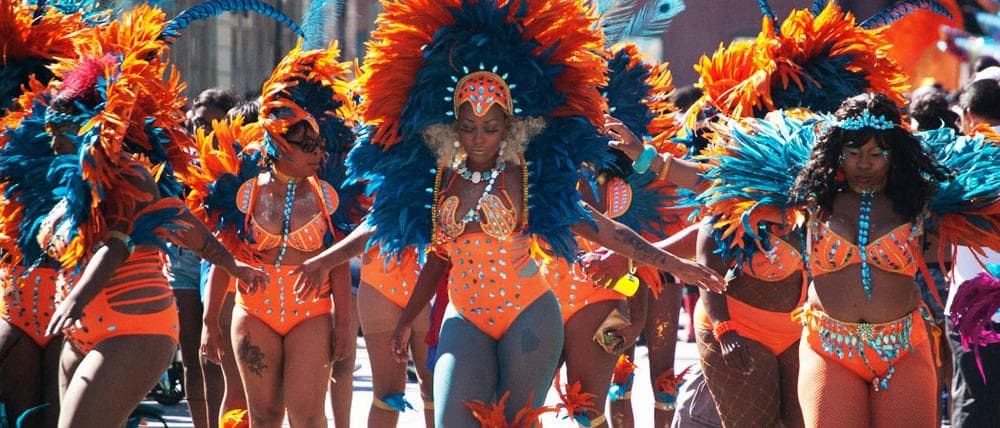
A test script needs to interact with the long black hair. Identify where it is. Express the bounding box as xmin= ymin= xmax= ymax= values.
xmin=791 ymin=93 xmax=950 ymax=220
